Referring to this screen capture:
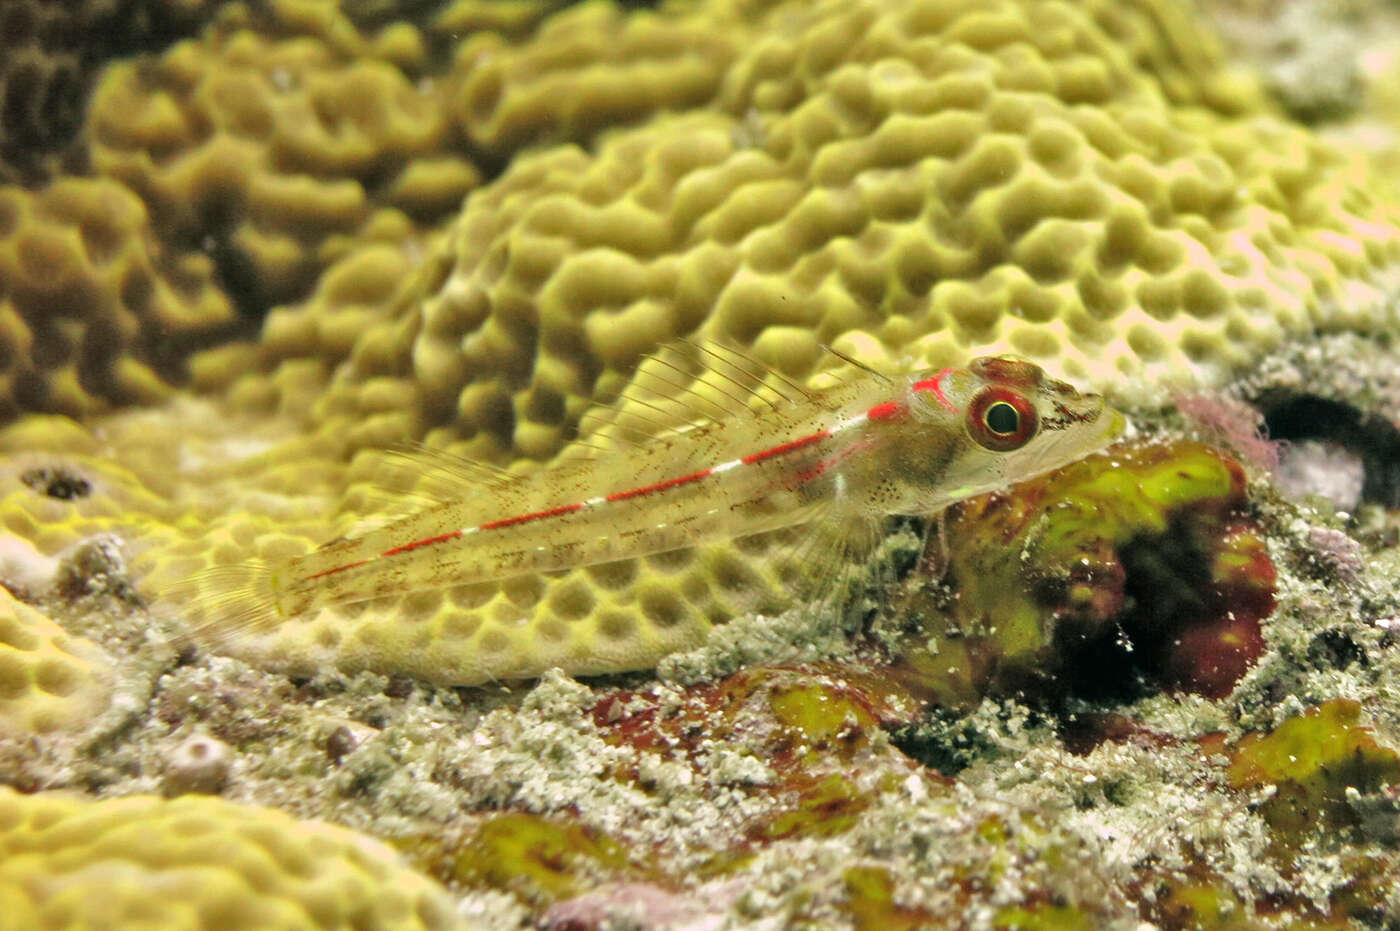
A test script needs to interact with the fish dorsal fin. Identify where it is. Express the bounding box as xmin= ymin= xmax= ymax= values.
xmin=818 ymin=343 xmax=895 ymax=385
xmin=382 ymin=443 xmax=516 ymax=490
xmin=575 ymin=339 xmax=815 ymax=452
xmin=342 ymin=443 xmax=522 ymax=532
xmin=346 ymin=340 xmax=823 ymax=528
